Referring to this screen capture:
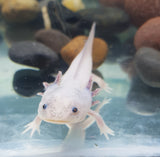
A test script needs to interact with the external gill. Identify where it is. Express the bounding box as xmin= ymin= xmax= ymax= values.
xmin=86 ymin=77 xmax=93 ymax=90
xmin=92 ymin=88 xmax=101 ymax=97
xmin=22 ymin=116 xmax=42 ymax=137
xmin=86 ymin=74 xmax=111 ymax=96
xmin=91 ymin=73 xmax=112 ymax=93
xmin=54 ymin=71 xmax=62 ymax=85
xmin=92 ymin=100 xmax=100 ymax=106
xmin=86 ymin=76 xmax=109 ymax=107
xmin=37 ymin=71 xmax=63 ymax=96
xmin=43 ymin=71 xmax=62 ymax=88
